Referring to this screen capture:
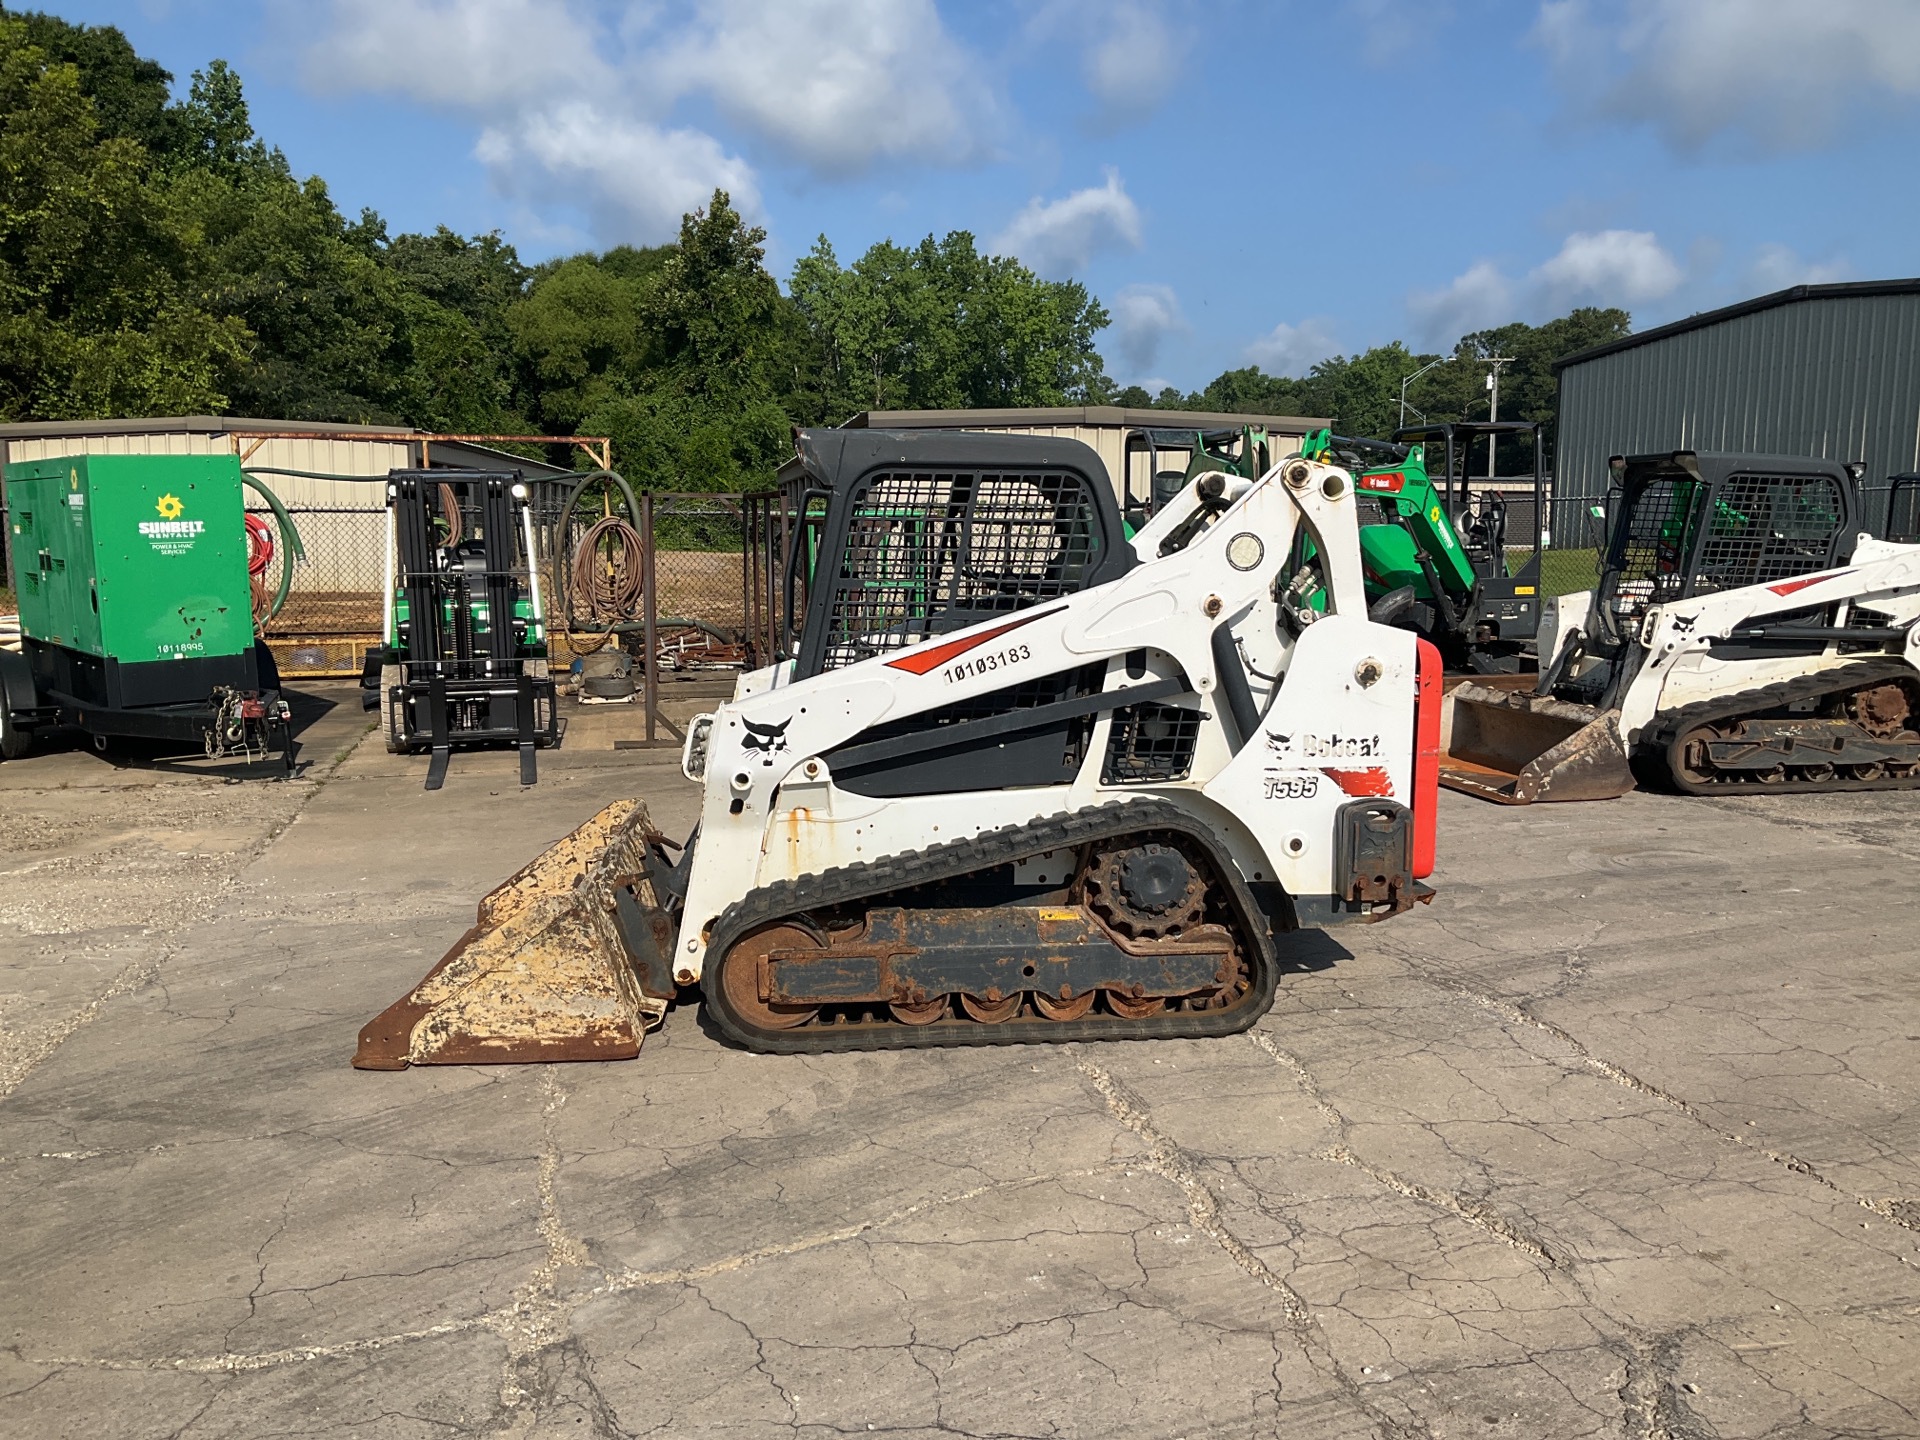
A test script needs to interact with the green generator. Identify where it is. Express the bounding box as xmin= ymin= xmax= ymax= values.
xmin=0 ymin=452 xmax=292 ymax=767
